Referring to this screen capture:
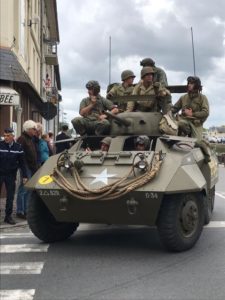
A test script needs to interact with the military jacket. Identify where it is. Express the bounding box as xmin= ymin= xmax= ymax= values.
xmin=79 ymin=95 xmax=114 ymax=120
xmin=171 ymin=93 xmax=209 ymax=125
xmin=108 ymin=84 xmax=134 ymax=111
xmin=154 ymin=67 xmax=168 ymax=86
xmin=127 ymin=82 xmax=171 ymax=114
